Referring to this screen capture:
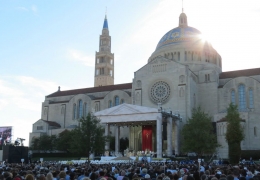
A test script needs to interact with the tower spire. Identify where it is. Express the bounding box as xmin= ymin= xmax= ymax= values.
xmin=94 ymin=14 xmax=114 ymax=87
xmin=103 ymin=13 xmax=108 ymax=29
